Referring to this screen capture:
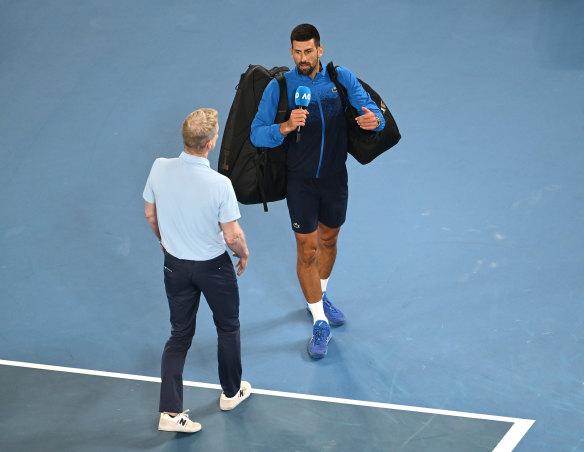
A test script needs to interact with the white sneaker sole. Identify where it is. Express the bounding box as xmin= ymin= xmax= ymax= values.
xmin=158 ymin=423 xmax=201 ymax=433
